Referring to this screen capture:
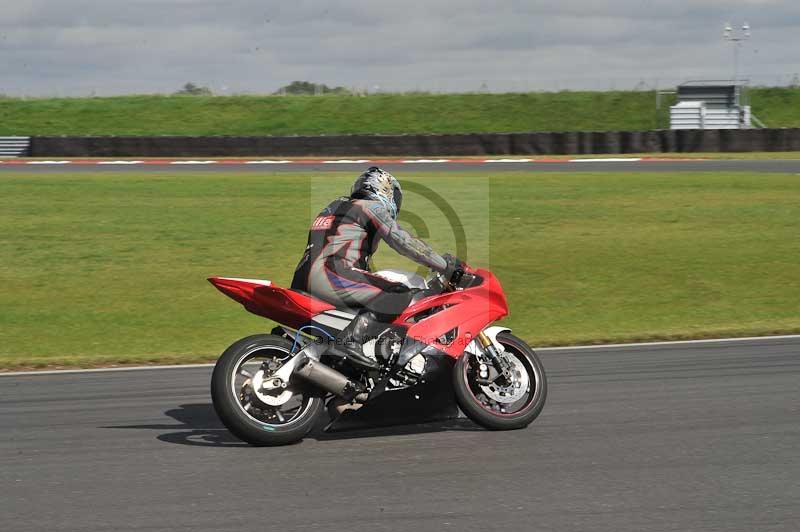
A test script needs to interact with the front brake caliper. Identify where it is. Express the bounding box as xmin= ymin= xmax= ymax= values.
xmin=474 ymin=359 xmax=501 ymax=384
